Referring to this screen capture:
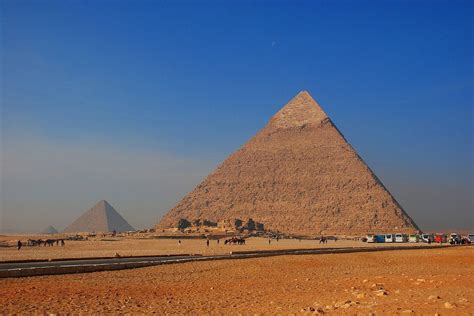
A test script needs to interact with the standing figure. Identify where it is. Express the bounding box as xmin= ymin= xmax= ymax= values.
xmin=17 ymin=240 xmax=22 ymax=250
